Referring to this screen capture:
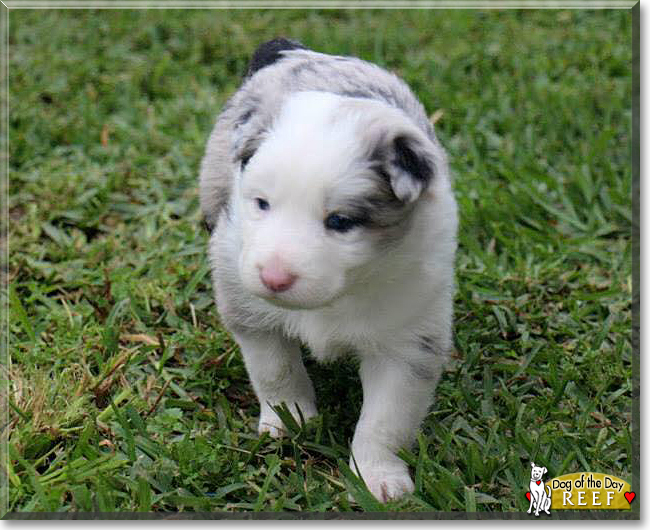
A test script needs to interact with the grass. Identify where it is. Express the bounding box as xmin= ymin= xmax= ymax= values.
xmin=4 ymin=8 xmax=633 ymax=514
